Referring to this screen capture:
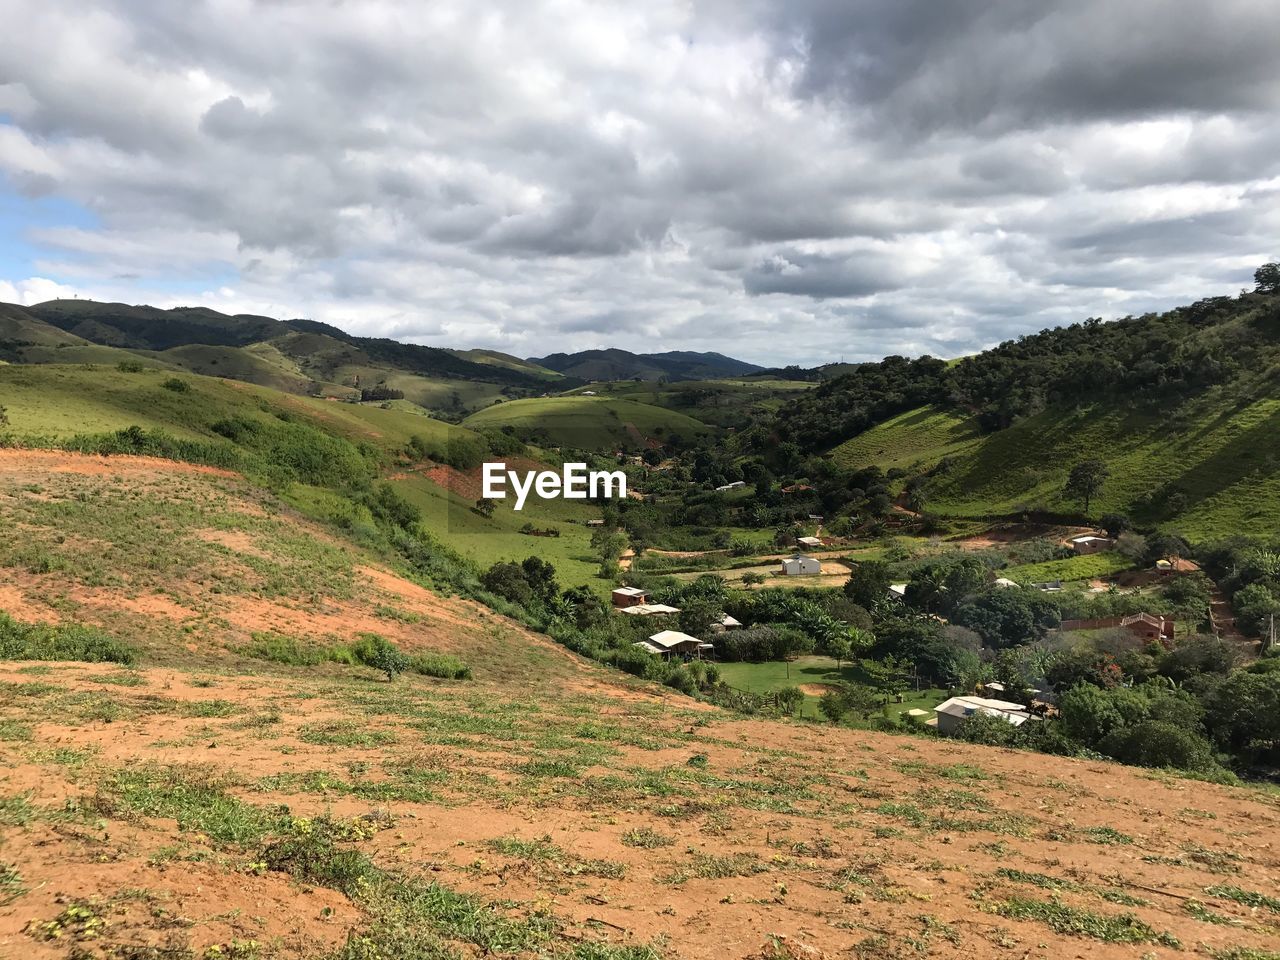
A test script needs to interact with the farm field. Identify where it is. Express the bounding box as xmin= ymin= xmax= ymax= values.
xmin=999 ymin=552 xmax=1134 ymax=585
xmin=671 ymin=557 xmax=855 ymax=589
xmin=462 ymin=395 xmax=713 ymax=449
